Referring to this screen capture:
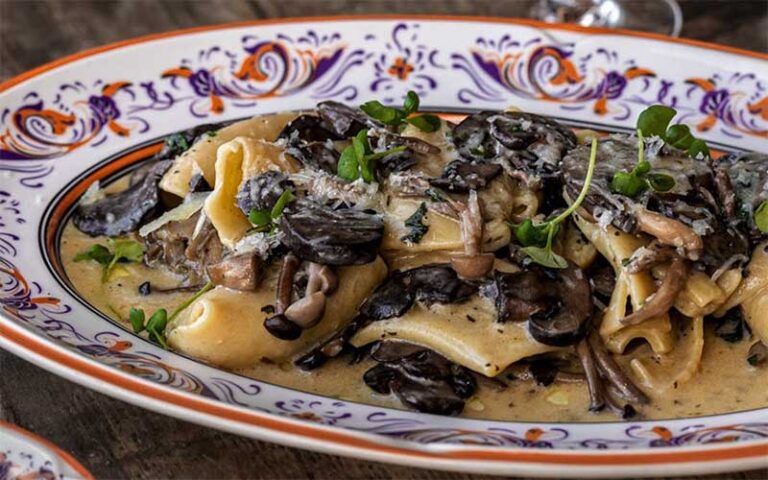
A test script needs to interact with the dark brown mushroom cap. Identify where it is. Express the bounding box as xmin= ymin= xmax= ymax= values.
xmin=493 ymin=263 xmax=592 ymax=347
xmin=429 ymin=160 xmax=502 ymax=192
xmin=404 ymin=264 xmax=478 ymax=305
xmin=714 ymin=151 xmax=768 ymax=243
xmin=317 ymin=101 xmax=372 ymax=137
xmin=279 ymin=200 xmax=384 ymax=265
xmin=359 ymin=264 xmax=477 ymax=320
xmin=277 ymin=114 xmax=341 ymax=173
xmin=73 ymin=160 xmax=171 ymax=236
xmin=563 ymin=137 xmax=751 ymax=269
xmin=236 ymin=171 xmax=295 ymax=215
xmin=278 ymin=114 xmax=343 ymax=143
xmin=359 ymin=274 xmax=415 ymax=320
xmin=363 ymin=344 xmax=476 ymax=416
xmin=452 ymin=111 xmax=576 ymax=178
xmin=562 ymin=136 xmax=714 ymax=233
